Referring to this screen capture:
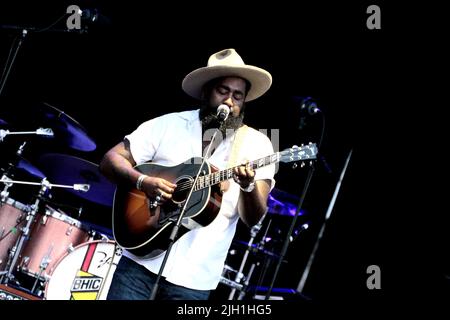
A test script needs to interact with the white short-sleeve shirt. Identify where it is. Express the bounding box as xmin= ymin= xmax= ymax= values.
xmin=123 ymin=109 xmax=275 ymax=290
